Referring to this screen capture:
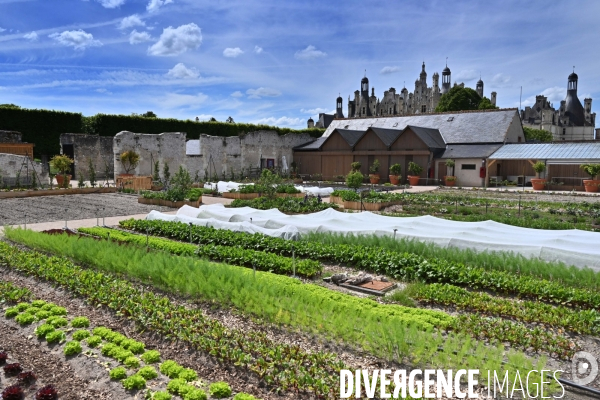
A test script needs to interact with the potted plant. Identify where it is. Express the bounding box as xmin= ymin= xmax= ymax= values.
xmin=369 ymin=159 xmax=380 ymax=184
xmin=290 ymin=161 xmax=298 ymax=178
xmin=49 ymin=154 xmax=74 ymax=189
xmin=580 ymin=164 xmax=600 ymax=193
xmin=531 ymin=161 xmax=547 ymax=191
xmin=119 ymin=150 xmax=140 ymax=177
xmin=350 ymin=161 xmax=362 ymax=172
xmin=389 ymin=164 xmax=402 ymax=185
xmin=444 ymin=159 xmax=457 ymax=187
xmin=407 ymin=161 xmax=423 ymax=186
